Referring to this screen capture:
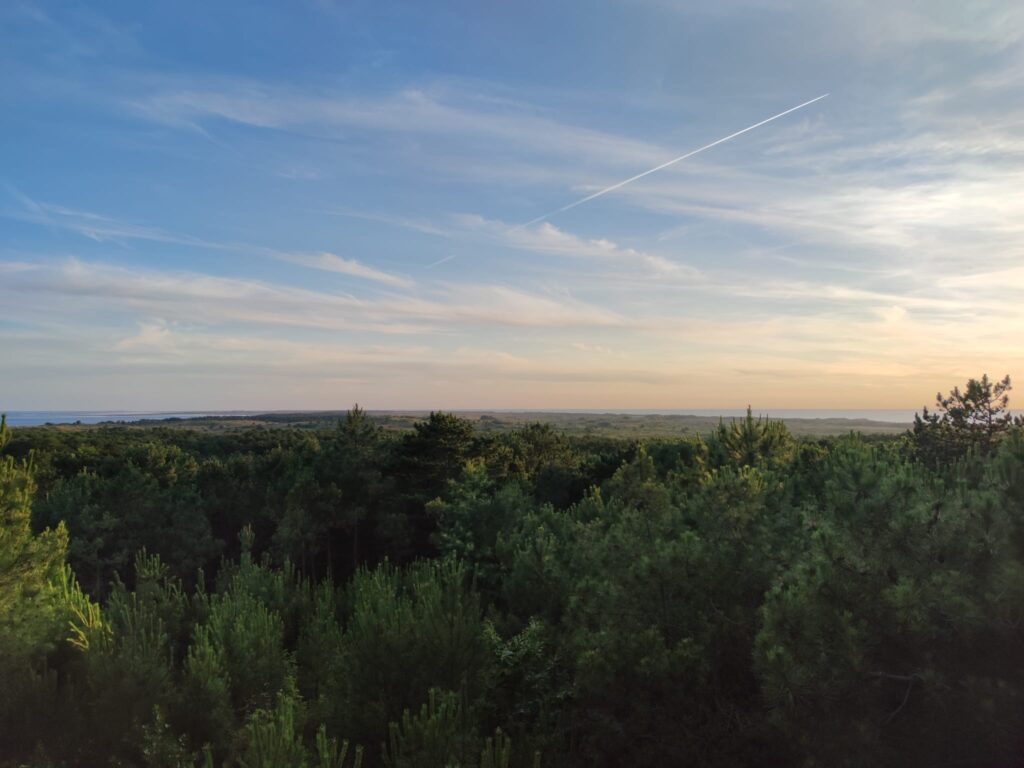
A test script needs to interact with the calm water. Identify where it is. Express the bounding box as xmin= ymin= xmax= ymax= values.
xmin=3 ymin=408 xmax=919 ymax=427
xmin=3 ymin=411 xmax=250 ymax=427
